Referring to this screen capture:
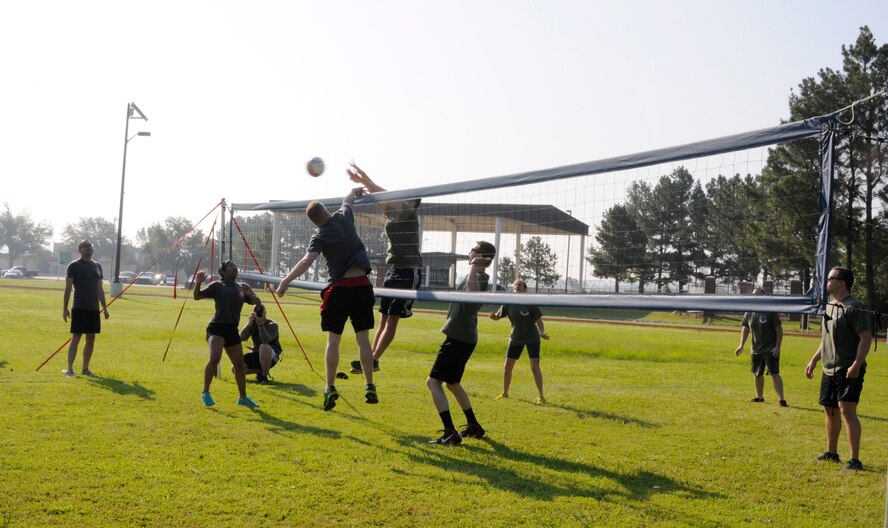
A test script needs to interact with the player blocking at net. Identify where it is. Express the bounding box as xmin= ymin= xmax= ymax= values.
xmin=276 ymin=186 xmax=377 ymax=411
xmin=346 ymin=163 xmax=422 ymax=375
